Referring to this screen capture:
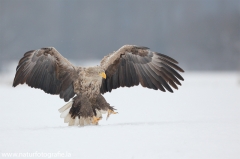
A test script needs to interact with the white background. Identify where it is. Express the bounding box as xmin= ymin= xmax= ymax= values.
xmin=0 ymin=71 xmax=240 ymax=159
